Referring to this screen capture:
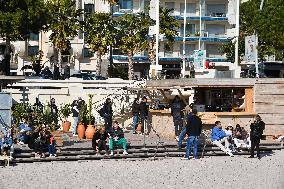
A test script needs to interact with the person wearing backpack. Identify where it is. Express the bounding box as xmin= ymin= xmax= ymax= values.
xmin=249 ymin=115 xmax=265 ymax=158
